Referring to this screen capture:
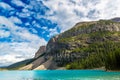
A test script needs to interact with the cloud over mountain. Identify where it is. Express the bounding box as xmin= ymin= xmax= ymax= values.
xmin=43 ymin=0 xmax=120 ymax=32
